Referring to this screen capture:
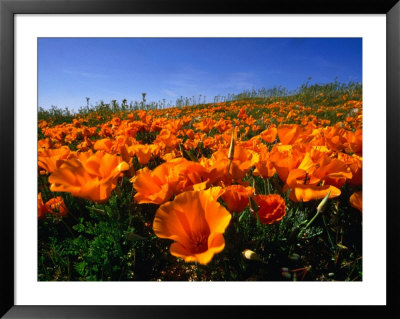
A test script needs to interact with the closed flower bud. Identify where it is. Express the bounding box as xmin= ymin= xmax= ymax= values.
xmin=317 ymin=191 xmax=331 ymax=213
xmin=228 ymin=129 xmax=235 ymax=160
xmin=249 ymin=195 xmax=260 ymax=213
xmin=242 ymin=249 xmax=261 ymax=261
